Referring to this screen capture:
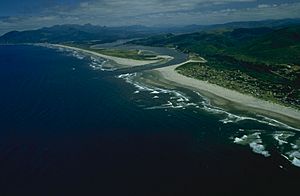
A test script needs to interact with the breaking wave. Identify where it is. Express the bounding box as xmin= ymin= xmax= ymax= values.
xmin=117 ymin=72 xmax=300 ymax=168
